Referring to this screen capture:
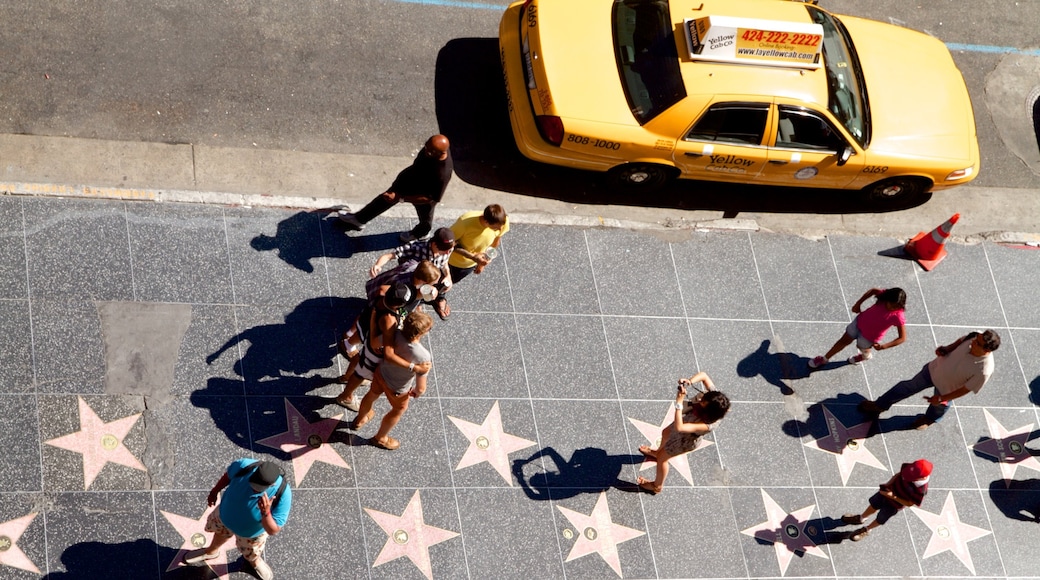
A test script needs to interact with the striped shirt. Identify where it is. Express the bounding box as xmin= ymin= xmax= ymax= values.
xmin=394 ymin=240 xmax=450 ymax=270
